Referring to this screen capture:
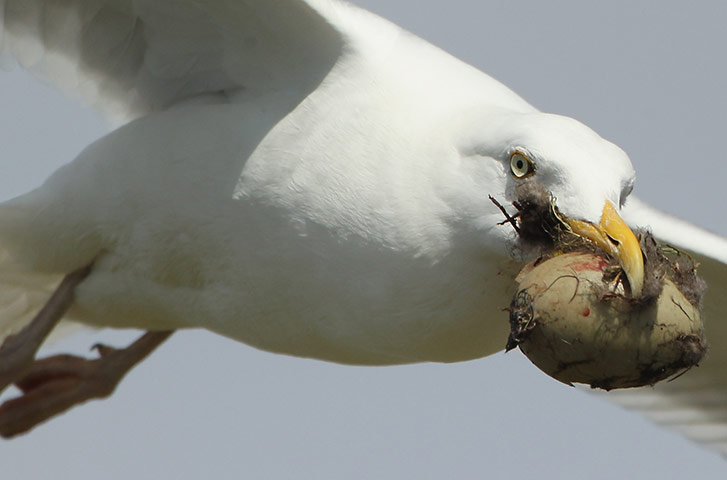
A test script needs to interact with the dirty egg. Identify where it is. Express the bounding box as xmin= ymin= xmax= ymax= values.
xmin=507 ymin=252 xmax=707 ymax=390
xmin=494 ymin=184 xmax=708 ymax=390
